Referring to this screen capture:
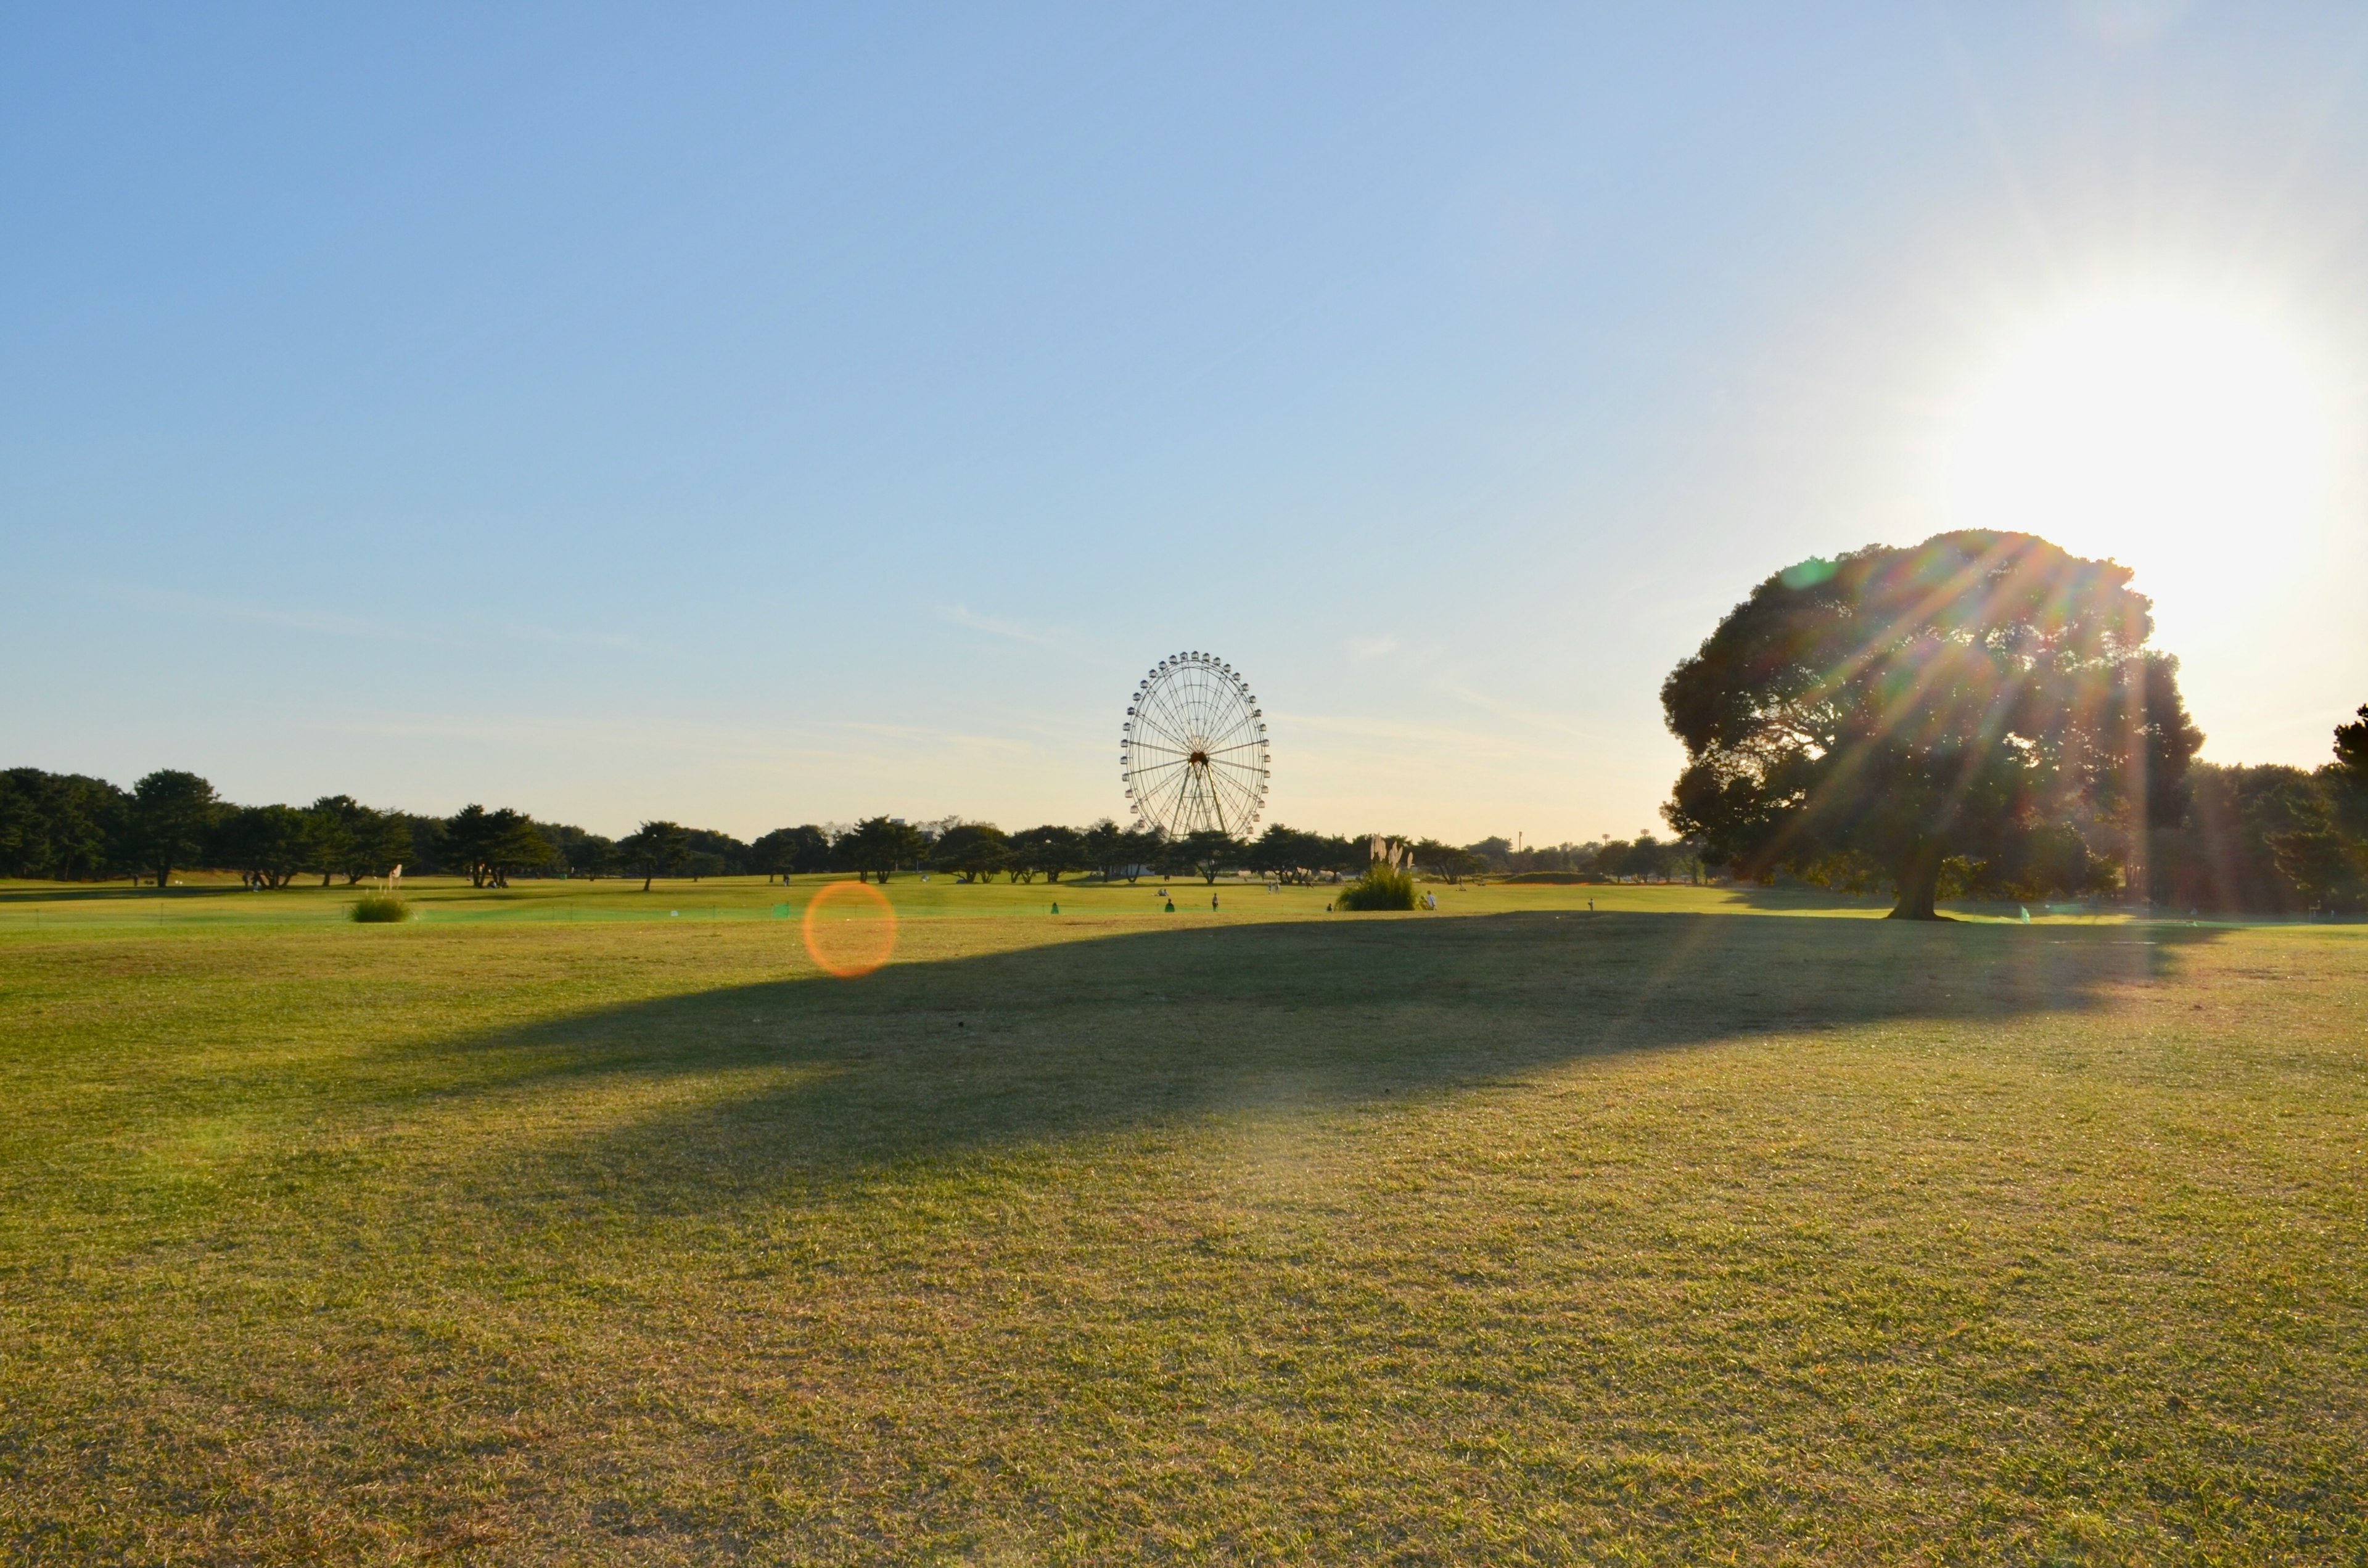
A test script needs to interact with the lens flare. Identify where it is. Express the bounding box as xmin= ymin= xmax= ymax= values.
xmin=800 ymin=880 xmax=897 ymax=978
